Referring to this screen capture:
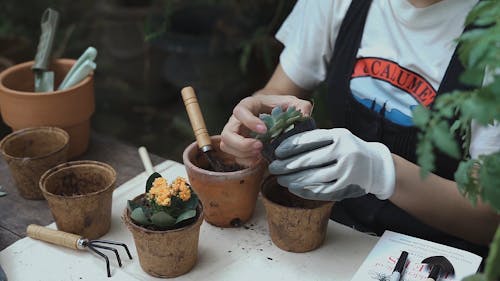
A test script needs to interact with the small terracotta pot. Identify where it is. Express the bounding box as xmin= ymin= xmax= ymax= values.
xmin=123 ymin=196 xmax=204 ymax=278
xmin=0 ymin=59 xmax=95 ymax=158
xmin=183 ymin=135 xmax=266 ymax=227
xmin=0 ymin=127 xmax=69 ymax=199
xmin=261 ymin=176 xmax=334 ymax=253
xmin=39 ymin=160 xmax=116 ymax=239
